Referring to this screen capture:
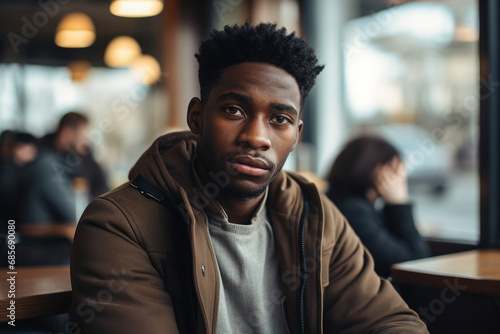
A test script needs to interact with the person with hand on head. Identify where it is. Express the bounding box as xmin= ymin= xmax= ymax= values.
xmin=70 ymin=24 xmax=428 ymax=333
xmin=327 ymin=135 xmax=431 ymax=278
